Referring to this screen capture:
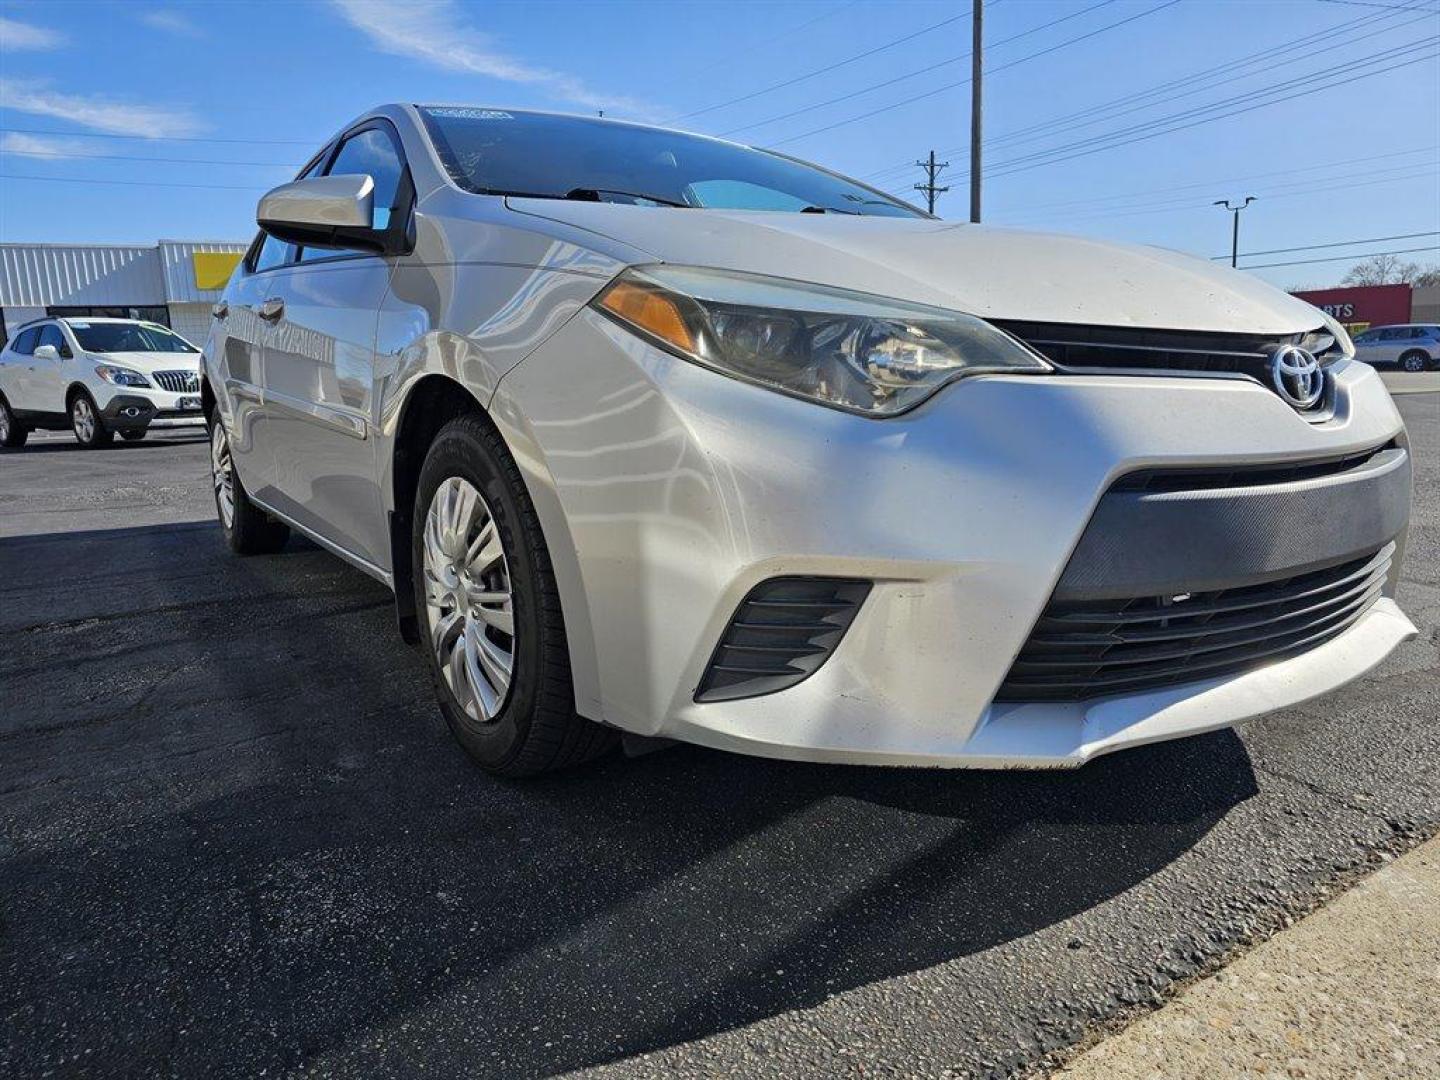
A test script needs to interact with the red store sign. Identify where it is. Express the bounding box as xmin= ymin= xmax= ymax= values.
xmin=1289 ymin=283 xmax=1412 ymax=327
